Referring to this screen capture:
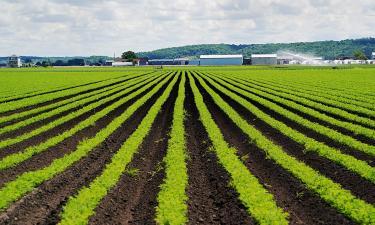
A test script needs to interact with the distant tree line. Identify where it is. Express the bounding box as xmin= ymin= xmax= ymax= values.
xmin=137 ymin=37 xmax=375 ymax=60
